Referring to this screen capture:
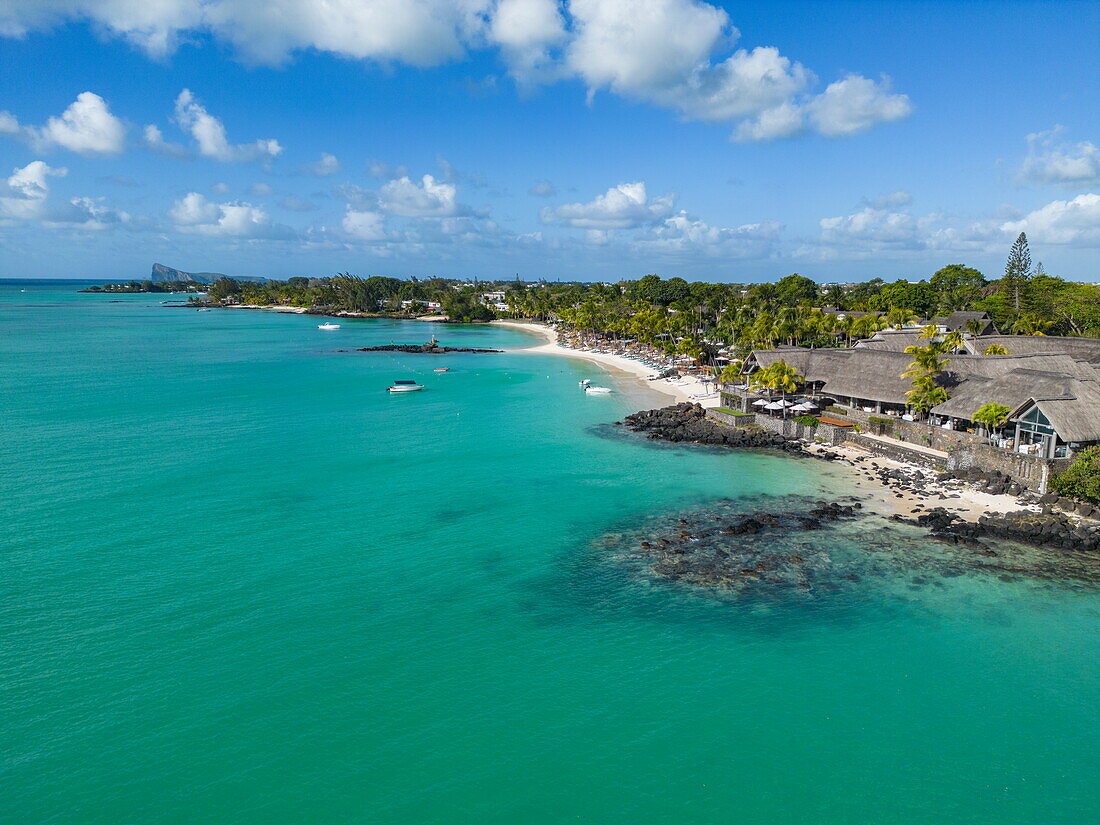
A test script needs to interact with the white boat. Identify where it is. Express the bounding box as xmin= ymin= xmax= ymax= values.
xmin=584 ymin=386 xmax=612 ymax=394
xmin=197 ymin=308 xmax=211 ymax=312
xmin=387 ymin=380 xmax=424 ymax=393
xmin=579 ymin=379 xmax=591 ymax=386
xmin=317 ymin=322 xmax=341 ymax=330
